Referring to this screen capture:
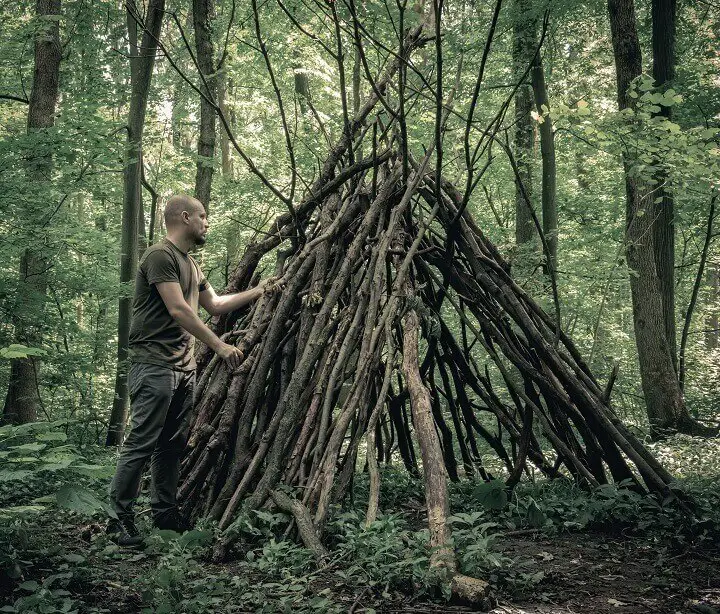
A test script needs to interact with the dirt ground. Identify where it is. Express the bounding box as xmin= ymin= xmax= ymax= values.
xmin=5 ymin=522 xmax=719 ymax=613
xmin=359 ymin=532 xmax=720 ymax=613
xmin=488 ymin=533 xmax=720 ymax=614
xmin=77 ymin=528 xmax=720 ymax=613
